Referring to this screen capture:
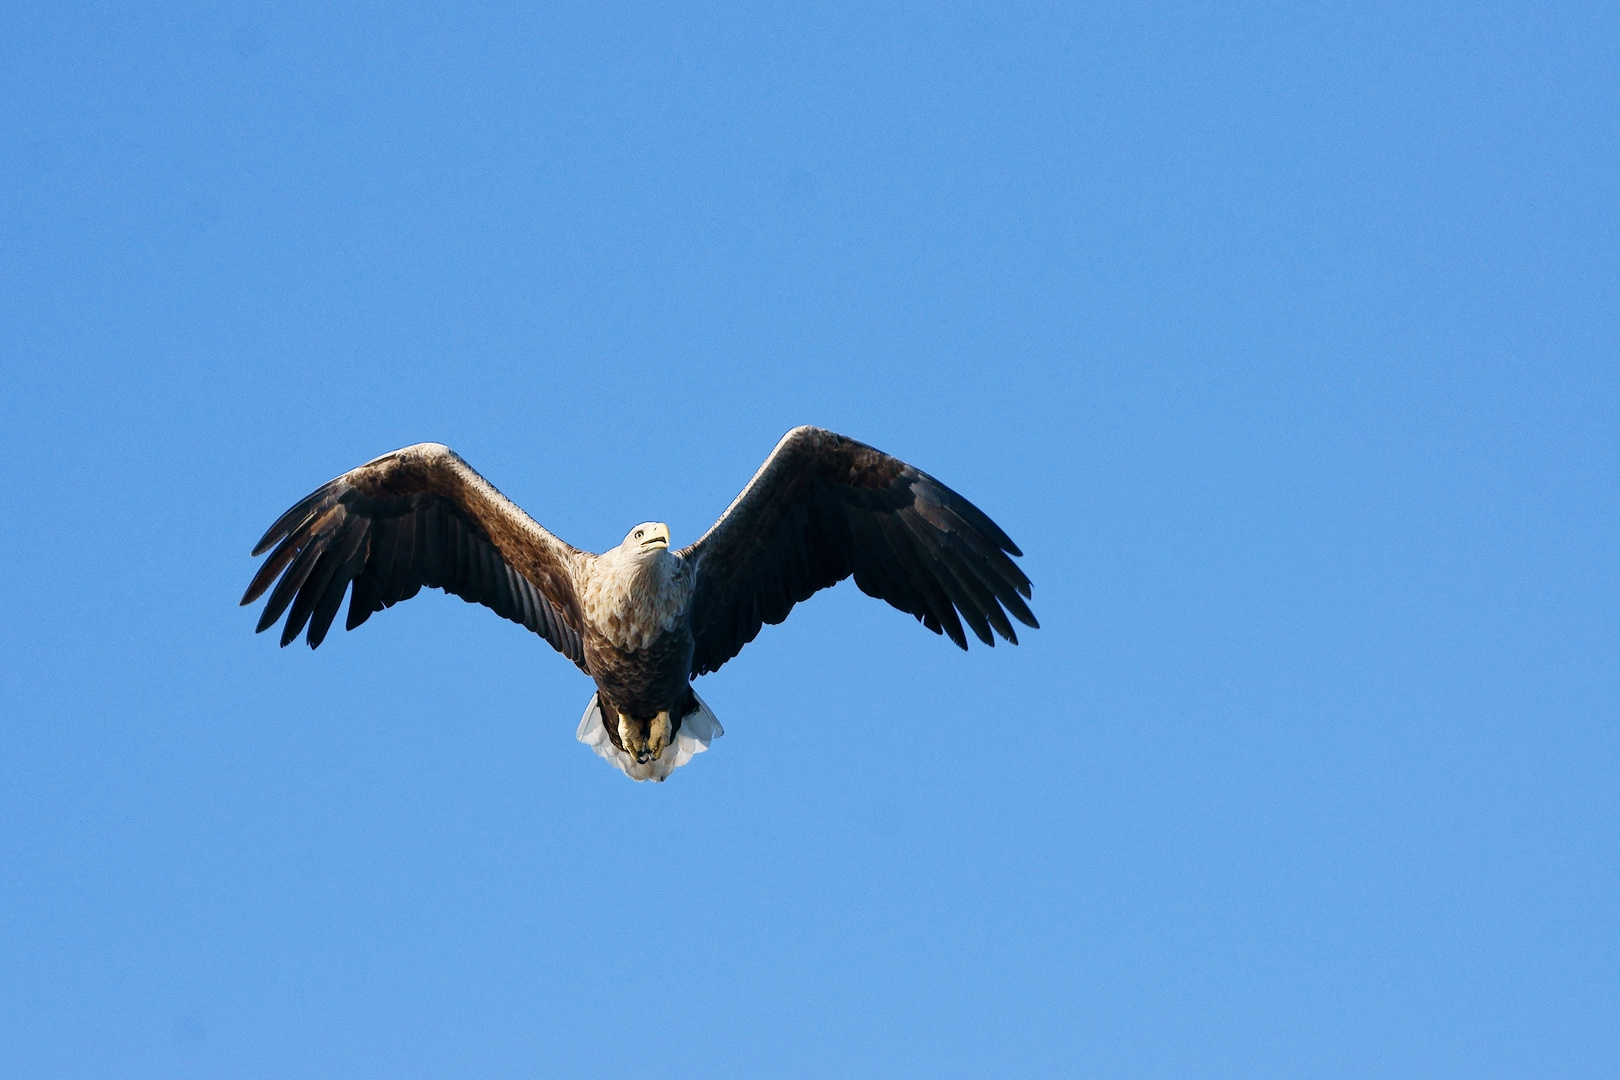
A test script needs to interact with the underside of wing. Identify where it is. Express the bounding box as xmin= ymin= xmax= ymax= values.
xmin=680 ymin=426 xmax=1037 ymax=675
xmin=240 ymin=443 xmax=588 ymax=667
